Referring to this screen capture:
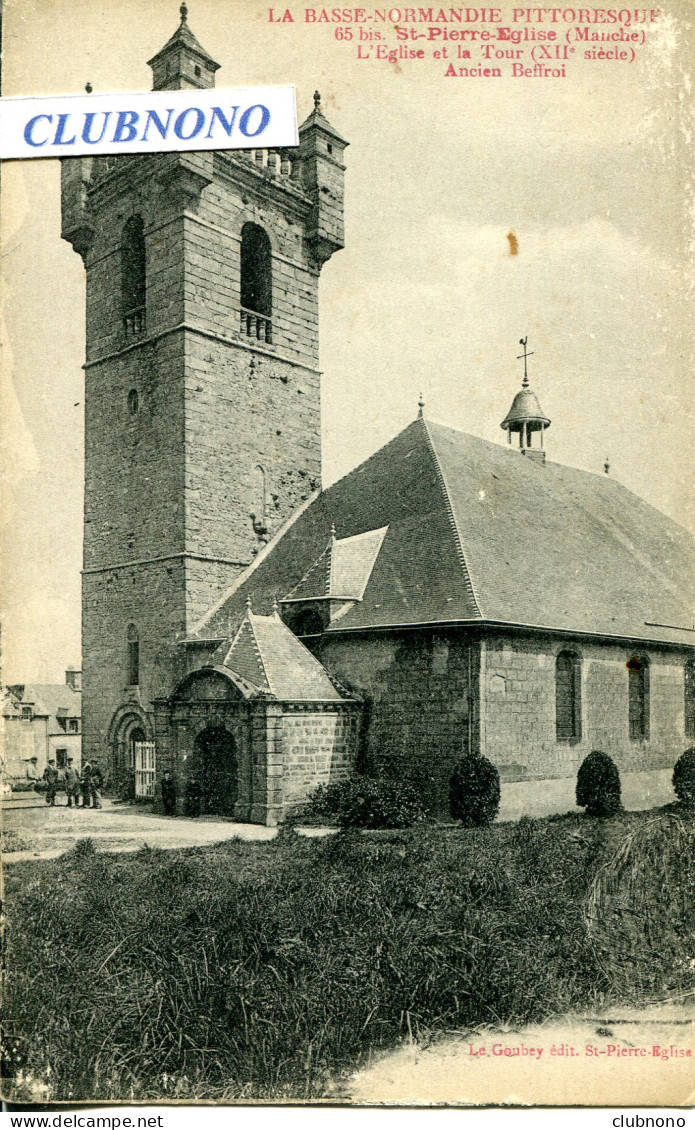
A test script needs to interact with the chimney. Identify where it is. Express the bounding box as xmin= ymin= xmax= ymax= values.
xmin=66 ymin=667 xmax=82 ymax=692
